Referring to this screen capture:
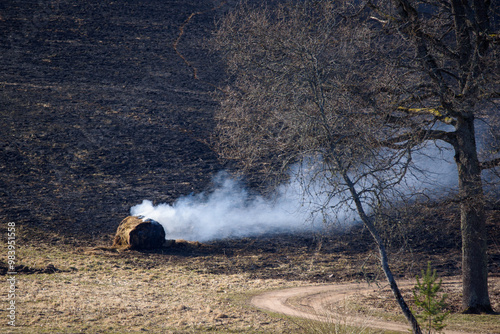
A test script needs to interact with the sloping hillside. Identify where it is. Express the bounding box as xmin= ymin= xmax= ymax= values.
xmin=1 ymin=0 xmax=231 ymax=243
